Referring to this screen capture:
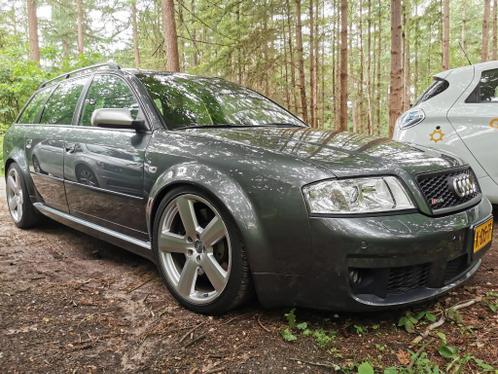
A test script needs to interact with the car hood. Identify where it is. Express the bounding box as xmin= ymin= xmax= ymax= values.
xmin=183 ymin=127 xmax=462 ymax=177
